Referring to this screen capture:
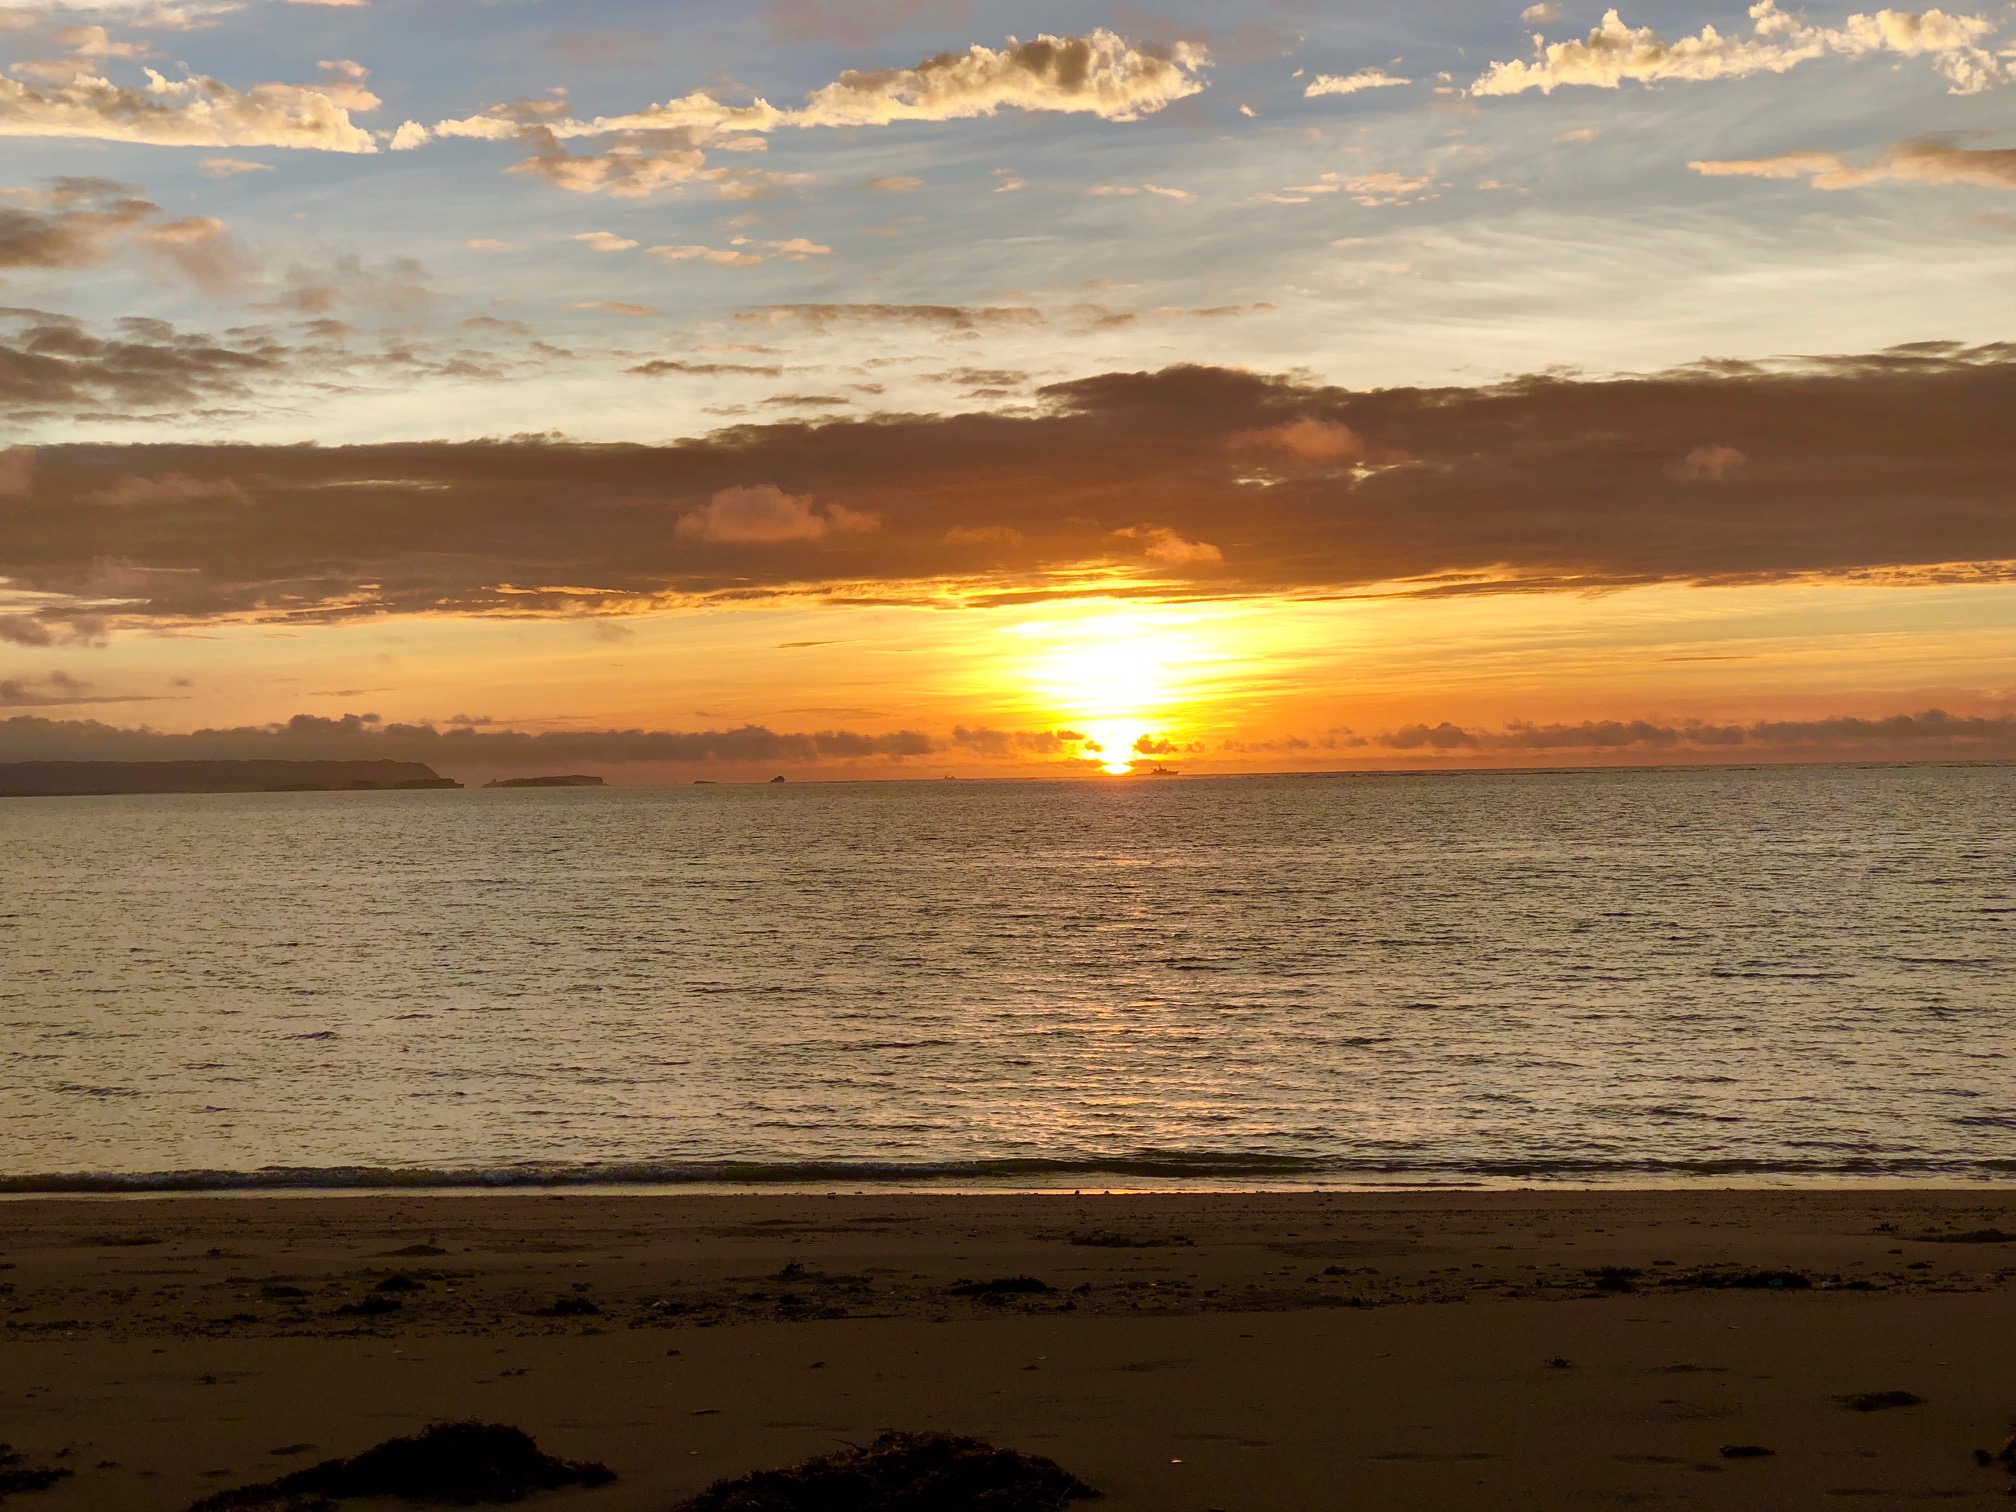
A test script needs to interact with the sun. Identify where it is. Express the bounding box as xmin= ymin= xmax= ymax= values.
xmin=1013 ymin=609 xmax=1208 ymax=774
